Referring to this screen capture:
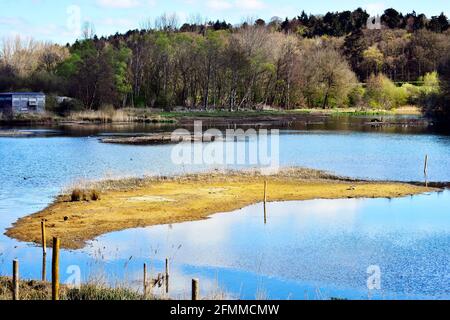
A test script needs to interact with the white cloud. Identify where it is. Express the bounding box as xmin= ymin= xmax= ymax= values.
xmin=236 ymin=0 xmax=266 ymax=10
xmin=96 ymin=0 xmax=142 ymax=9
xmin=206 ymin=0 xmax=266 ymax=11
xmin=101 ymin=17 xmax=135 ymax=27
xmin=207 ymin=0 xmax=233 ymax=10
xmin=0 ymin=17 xmax=26 ymax=27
